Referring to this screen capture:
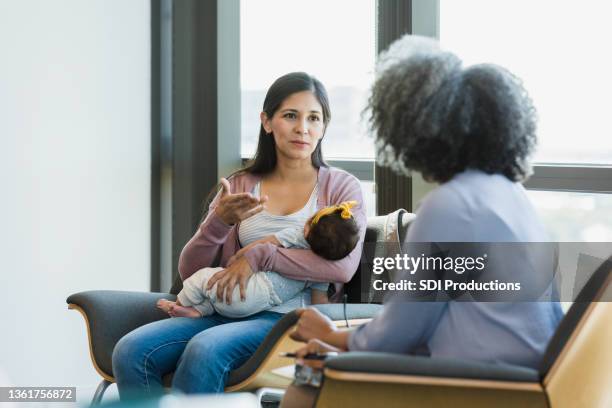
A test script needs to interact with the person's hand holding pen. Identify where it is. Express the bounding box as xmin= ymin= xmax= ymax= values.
xmin=290 ymin=308 xmax=337 ymax=343
xmin=287 ymin=308 xmax=352 ymax=367
xmin=284 ymin=339 xmax=341 ymax=369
